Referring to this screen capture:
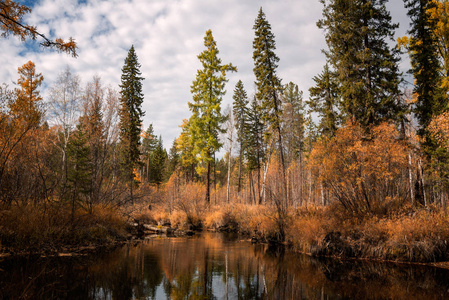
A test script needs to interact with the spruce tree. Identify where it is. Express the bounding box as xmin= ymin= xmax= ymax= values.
xmin=232 ymin=80 xmax=249 ymax=193
xmin=253 ymin=7 xmax=287 ymax=197
xmin=119 ymin=45 xmax=145 ymax=202
xmin=188 ymin=29 xmax=236 ymax=203
xmin=404 ymin=0 xmax=444 ymax=138
xmin=245 ymin=98 xmax=265 ymax=204
xmin=141 ymin=124 xmax=157 ymax=181
xmin=308 ymin=64 xmax=340 ymax=137
xmin=149 ymin=136 xmax=167 ymax=186
xmin=66 ymin=125 xmax=92 ymax=219
xmin=282 ymin=82 xmax=305 ymax=162
xmin=318 ymin=0 xmax=404 ymax=128
xmin=167 ymin=138 xmax=180 ymax=179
